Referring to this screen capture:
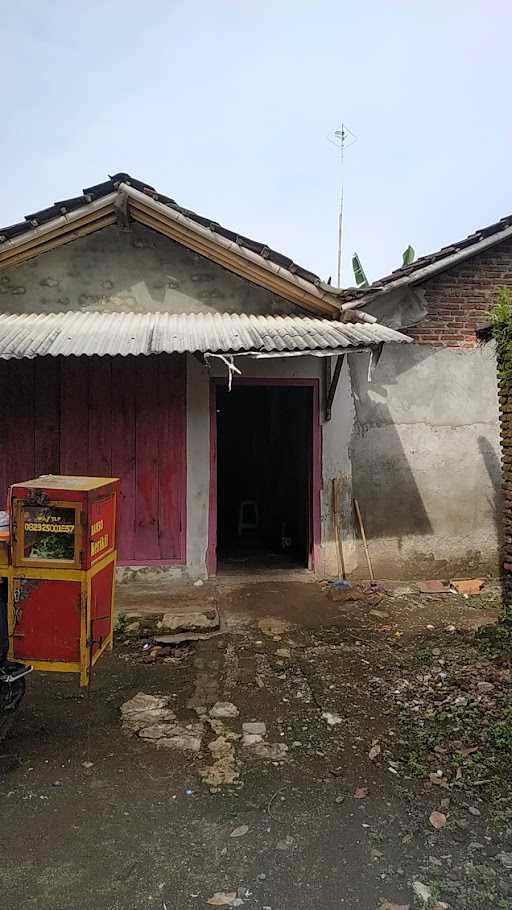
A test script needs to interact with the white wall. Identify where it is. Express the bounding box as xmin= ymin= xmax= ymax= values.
xmin=349 ymin=342 xmax=502 ymax=578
